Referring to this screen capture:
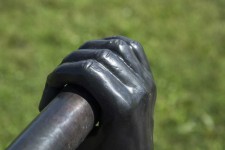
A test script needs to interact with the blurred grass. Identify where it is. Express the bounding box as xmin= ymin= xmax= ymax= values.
xmin=0 ymin=0 xmax=224 ymax=149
